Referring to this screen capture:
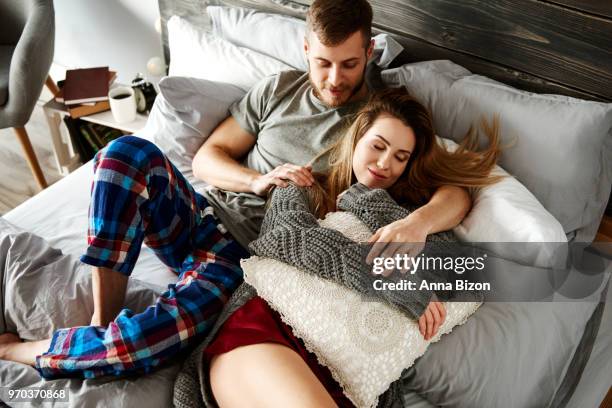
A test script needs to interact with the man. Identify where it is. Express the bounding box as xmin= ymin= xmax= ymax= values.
xmin=0 ymin=0 xmax=469 ymax=381
xmin=193 ymin=0 xmax=468 ymax=263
